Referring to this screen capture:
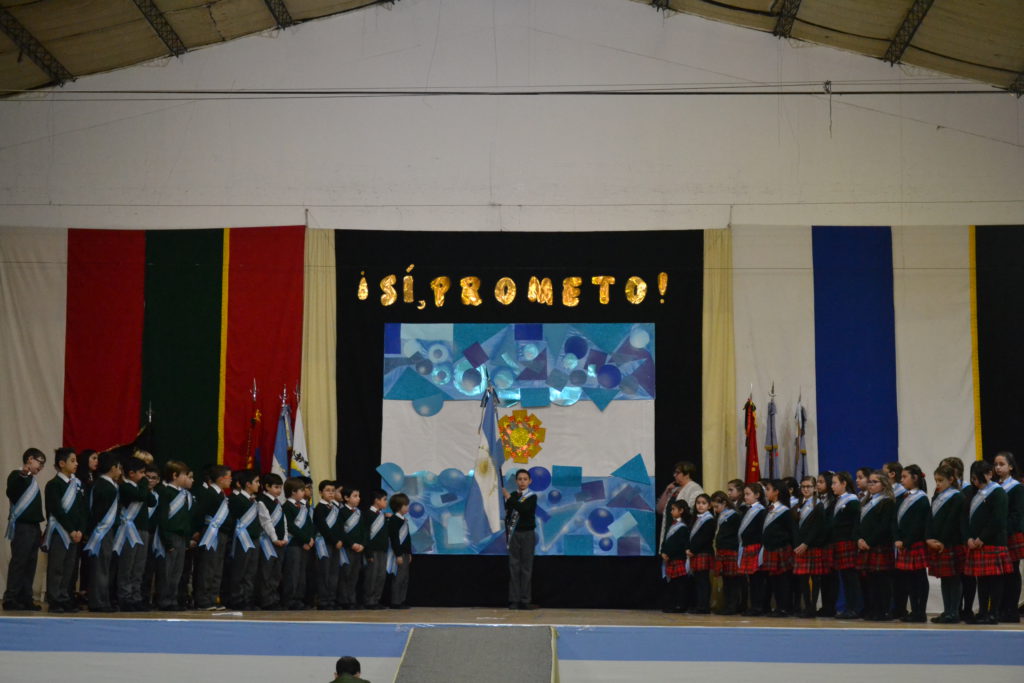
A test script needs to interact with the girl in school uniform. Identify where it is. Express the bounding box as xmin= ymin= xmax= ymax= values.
xmin=964 ymin=459 xmax=1013 ymax=624
xmin=712 ymin=491 xmax=742 ymax=615
xmin=828 ymin=471 xmax=861 ymax=619
xmin=794 ymin=476 xmax=830 ymax=618
xmin=893 ymin=464 xmax=930 ymax=622
xmin=993 ymin=452 xmax=1023 ymax=623
xmin=686 ymin=493 xmax=715 ymax=614
xmin=738 ymin=483 xmax=768 ymax=616
xmin=660 ymin=500 xmax=690 ymax=613
xmin=927 ymin=463 xmax=966 ymax=623
xmin=762 ymin=480 xmax=797 ymax=617
xmin=857 ymin=469 xmax=896 ymax=621
xmin=940 ymin=456 xmax=977 ymax=621
xmin=855 ymin=467 xmax=872 ymax=504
